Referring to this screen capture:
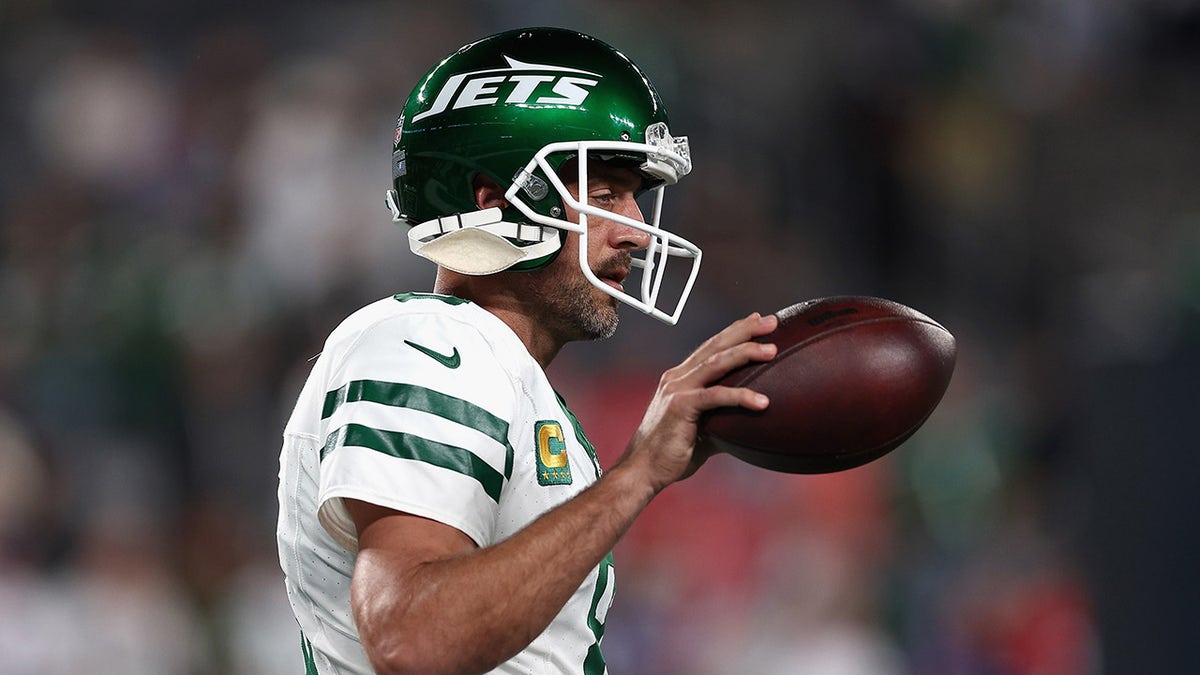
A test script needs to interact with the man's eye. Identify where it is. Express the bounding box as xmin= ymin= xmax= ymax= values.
xmin=589 ymin=193 xmax=617 ymax=206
